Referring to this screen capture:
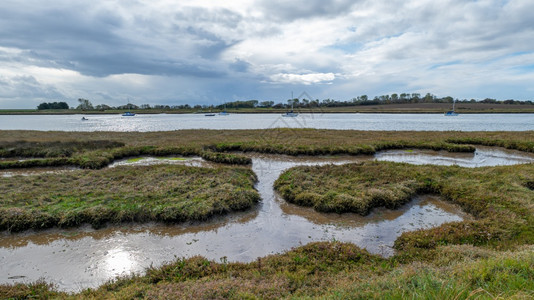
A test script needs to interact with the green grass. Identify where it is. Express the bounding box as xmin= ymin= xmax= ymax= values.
xmin=0 ymin=165 xmax=259 ymax=232
xmin=157 ymin=157 xmax=187 ymax=161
